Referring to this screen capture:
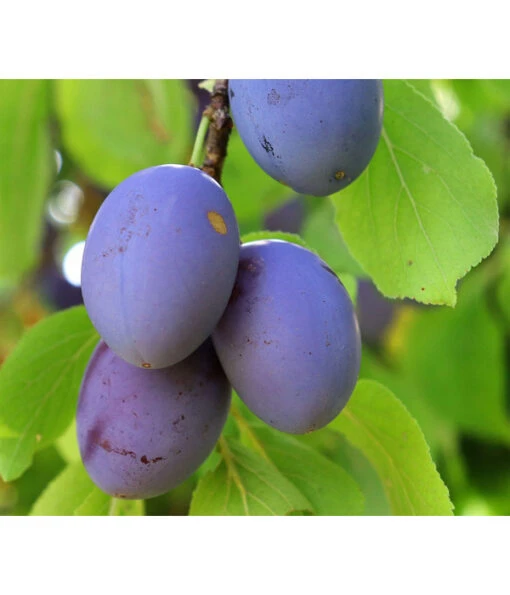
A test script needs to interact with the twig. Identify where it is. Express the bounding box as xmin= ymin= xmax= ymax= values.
xmin=200 ymin=79 xmax=233 ymax=185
